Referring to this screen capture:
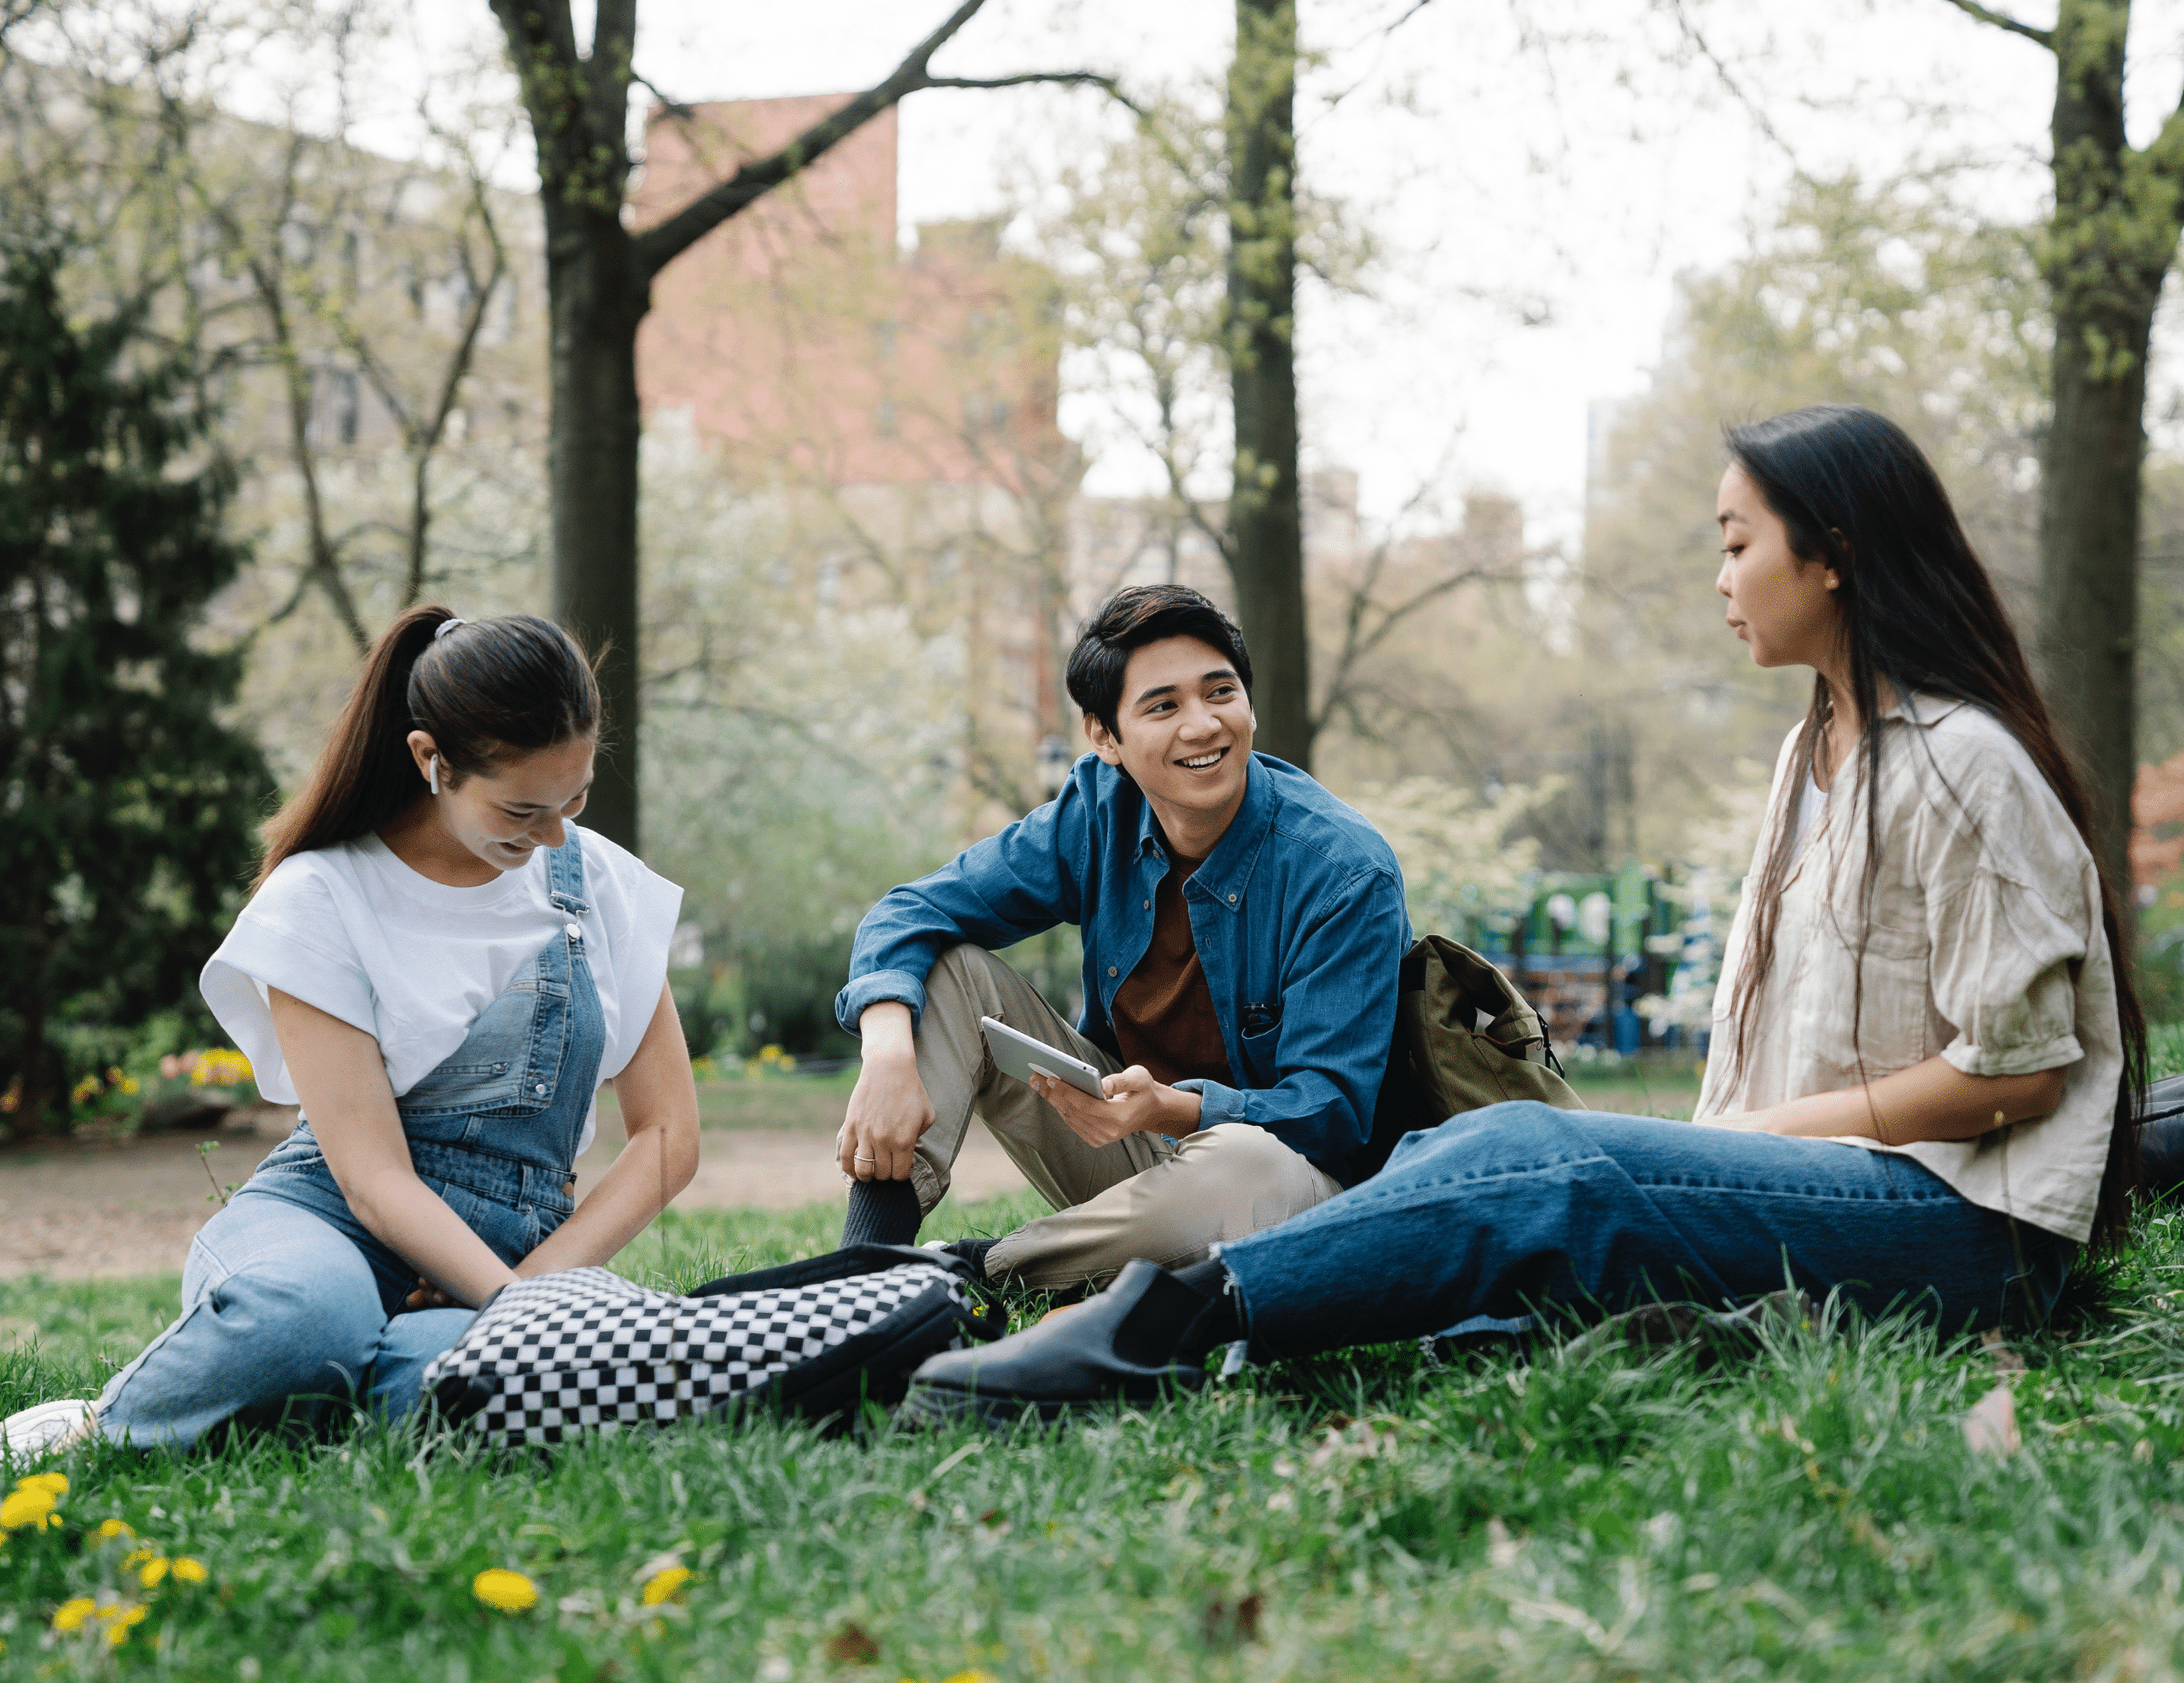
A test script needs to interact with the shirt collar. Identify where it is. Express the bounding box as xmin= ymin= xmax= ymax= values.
xmin=1880 ymin=692 xmax=1968 ymax=728
xmin=1135 ymin=756 xmax=1279 ymax=914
